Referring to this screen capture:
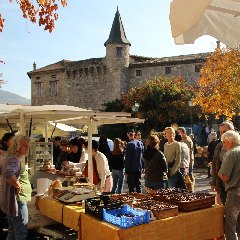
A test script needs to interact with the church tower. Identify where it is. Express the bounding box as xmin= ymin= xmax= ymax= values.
xmin=104 ymin=7 xmax=131 ymax=69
